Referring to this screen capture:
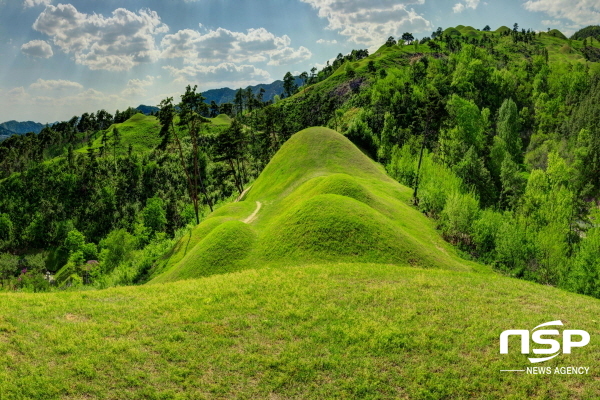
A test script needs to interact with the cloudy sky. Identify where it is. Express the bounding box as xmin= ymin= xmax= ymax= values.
xmin=0 ymin=0 xmax=597 ymax=123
